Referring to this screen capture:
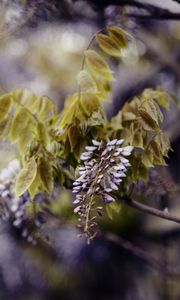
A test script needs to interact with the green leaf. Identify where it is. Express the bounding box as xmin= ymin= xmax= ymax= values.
xmin=148 ymin=140 xmax=167 ymax=166
xmin=123 ymin=111 xmax=136 ymax=121
xmin=77 ymin=70 xmax=97 ymax=93
xmin=18 ymin=126 xmax=33 ymax=154
xmin=0 ymin=94 xmax=12 ymax=121
xmin=28 ymin=169 xmax=41 ymax=197
xmin=106 ymin=201 xmax=121 ymax=220
xmin=95 ymin=79 xmax=112 ymax=102
xmin=12 ymin=88 xmax=39 ymax=113
xmin=37 ymin=122 xmax=49 ymax=147
xmin=37 ymin=96 xmax=56 ymax=119
xmin=79 ymin=93 xmax=102 ymax=117
xmin=138 ymin=108 xmax=159 ymax=131
xmin=0 ymin=116 xmax=12 ymax=139
xmin=38 ymin=157 xmax=54 ymax=193
xmin=15 ymin=157 xmax=37 ymax=198
xmin=142 ymin=88 xmax=171 ymax=109
xmin=132 ymin=130 xmax=144 ymax=149
xmin=142 ymin=149 xmax=154 ymax=168
xmin=10 ymin=107 xmax=32 ymax=142
xmin=145 ymin=99 xmax=163 ymax=124
xmin=107 ymin=26 xmax=128 ymax=49
xmin=85 ymin=50 xmax=114 ymax=81
xmin=59 ymin=94 xmax=78 ymax=128
xmin=86 ymin=109 xmax=105 ymax=127
xmin=148 ymin=140 xmax=161 ymax=158
xmin=68 ymin=125 xmax=79 ymax=151
xmin=96 ymin=33 xmax=121 ymax=57
xmin=154 ymin=131 xmax=171 ymax=157
xmin=110 ymin=111 xmax=123 ymax=130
